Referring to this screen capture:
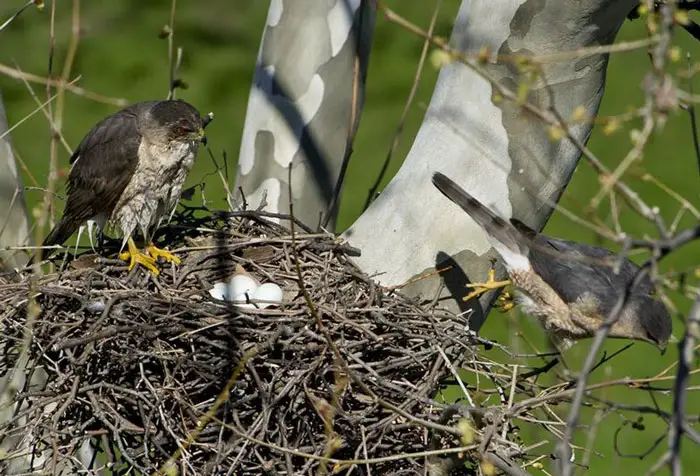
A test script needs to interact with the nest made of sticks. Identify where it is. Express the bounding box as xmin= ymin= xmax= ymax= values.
xmin=0 ymin=209 xmax=534 ymax=475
